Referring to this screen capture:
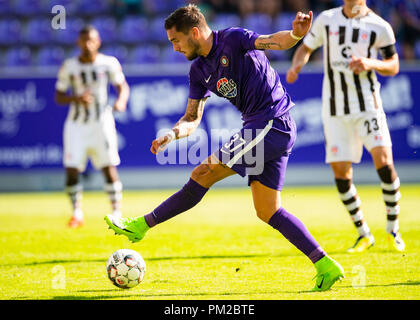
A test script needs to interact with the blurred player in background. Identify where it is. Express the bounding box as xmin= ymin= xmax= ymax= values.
xmin=55 ymin=26 xmax=130 ymax=228
xmin=286 ymin=0 xmax=405 ymax=252
xmin=106 ymin=4 xmax=344 ymax=292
